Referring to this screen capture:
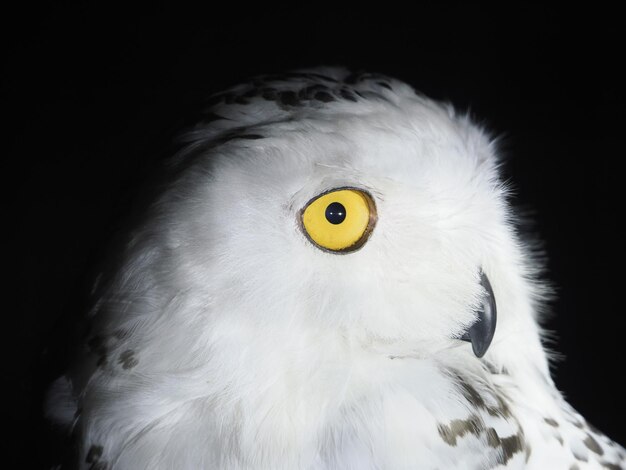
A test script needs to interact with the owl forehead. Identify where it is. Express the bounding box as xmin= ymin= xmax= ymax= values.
xmin=189 ymin=68 xmax=496 ymax=214
xmin=210 ymin=116 xmax=492 ymax=207
xmin=194 ymin=68 xmax=454 ymax=144
xmin=202 ymin=69 xmax=403 ymax=122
